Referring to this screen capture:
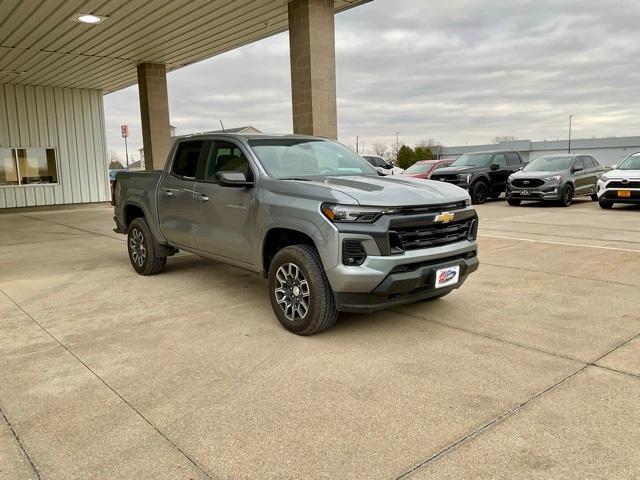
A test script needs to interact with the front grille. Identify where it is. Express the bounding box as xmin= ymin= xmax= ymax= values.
xmin=393 ymin=201 xmax=467 ymax=215
xmin=607 ymin=181 xmax=640 ymax=189
xmin=393 ymin=218 xmax=474 ymax=251
xmin=511 ymin=178 xmax=544 ymax=188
